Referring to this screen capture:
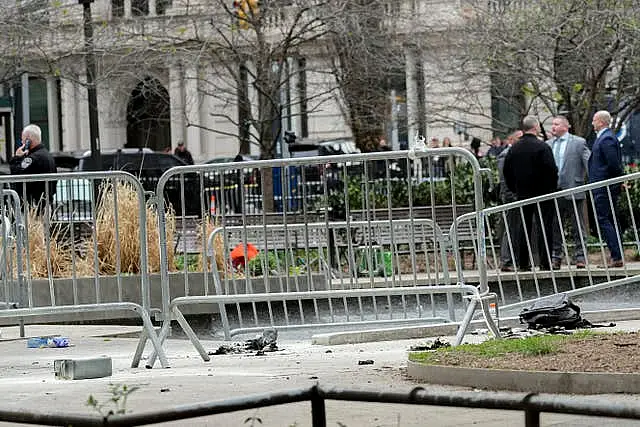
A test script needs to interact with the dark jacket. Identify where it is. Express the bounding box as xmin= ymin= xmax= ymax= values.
xmin=174 ymin=147 xmax=194 ymax=165
xmin=503 ymin=133 xmax=558 ymax=200
xmin=9 ymin=144 xmax=57 ymax=206
xmin=497 ymin=145 xmax=516 ymax=203
xmin=588 ymin=128 xmax=623 ymax=183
